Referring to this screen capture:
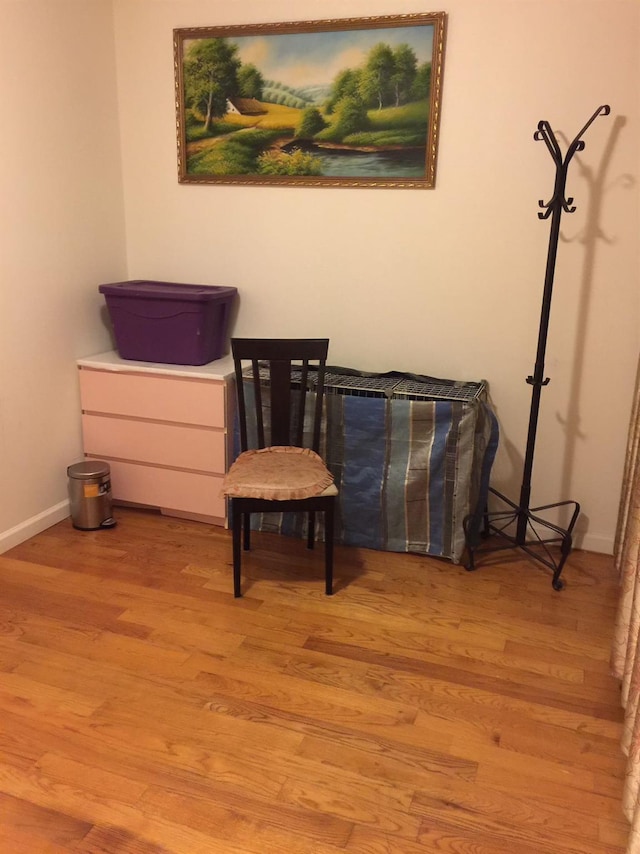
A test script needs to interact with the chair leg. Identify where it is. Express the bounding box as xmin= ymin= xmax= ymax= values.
xmin=324 ymin=501 xmax=334 ymax=596
xmin=232 ymin=505 xmax=242 ymax=598
xmin=243 ymin=513 xmax=251 ymax=551
xmin=307 ymin=512 xmax=315 ymax=549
